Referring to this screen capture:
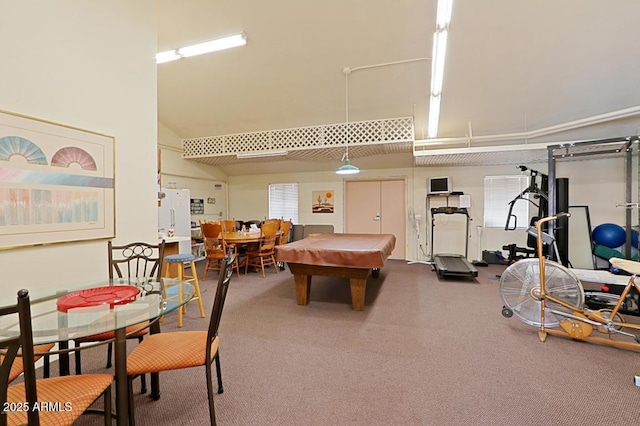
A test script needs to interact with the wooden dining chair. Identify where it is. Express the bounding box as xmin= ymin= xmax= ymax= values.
xmin=245 ymin=219 xmax=280 ymax=277
xmin=276 ymin=219 xmax=293 ymax=270
xmin=221 ymin=219 xmax=236 ymax=232
xmin=201 ymin=221 xmax=226 ymax=280
xmin=263 ymin=218 xmax=281 ymax=229
xmin=1 ymin=289 xmax=113 ymax=426
xmin=219 ymin=218 xmax=243 ymax=275
xmin=220 ymin=232 xmax=241 ymax=277
xmin=126 ymin=252 xmax=236 ymax=426
xmin=278 ymin=218 xmax=292 ymax=246
xmin=73 ymin=240 xmax=165 ymax=394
